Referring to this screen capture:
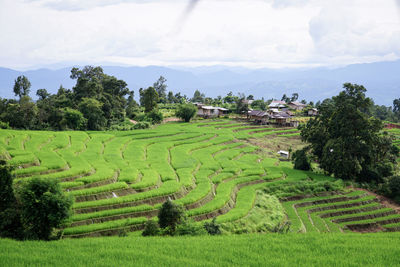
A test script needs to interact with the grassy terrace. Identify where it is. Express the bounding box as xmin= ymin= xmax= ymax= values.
xmin=1 ymin=119 xmax=399 ymax=237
